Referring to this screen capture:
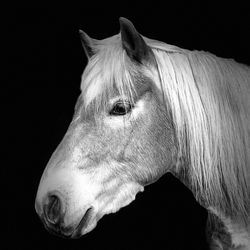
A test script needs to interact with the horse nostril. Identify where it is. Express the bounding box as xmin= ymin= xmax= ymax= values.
xmin=44 ymin=194 xmax=62 ymax=225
